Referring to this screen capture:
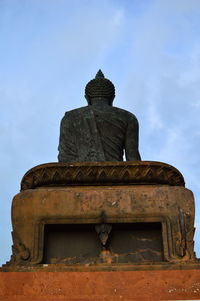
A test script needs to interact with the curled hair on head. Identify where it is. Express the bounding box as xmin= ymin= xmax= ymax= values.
xmin=85 ymin=70 xmax=115 ymax=105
